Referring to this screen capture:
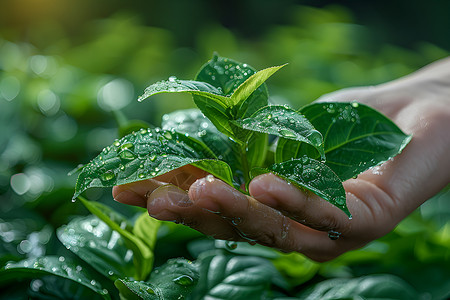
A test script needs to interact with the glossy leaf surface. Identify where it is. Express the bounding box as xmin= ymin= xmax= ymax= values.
xmin=191 ymin=253 xmax=277 ymax=300
xmin=252 ymin=157 xmax=349 ymax=217
xmin=0 ymin=256 xmax=111 ymax=299
xmin=278 ymin=102 xmax=411 ymax=181
xmin=195 ymin=53 xmax=269 ymax=119
xmin=114 ymin=258 xmax=199 ymax=299
xmin=57 ymin=215 xmax=134 ymax=280
xmin=73 ymin=128 xmax=234 ymax=200
xmin=138 ymin=78 xmax=230 ymax=107
xmin=79 ymin=198 xmax=153 ymax=281
xmin=297 ymin=274 xmax=419 ymax=300
xmin=234 ymin=105 xmax=325 ymax=160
